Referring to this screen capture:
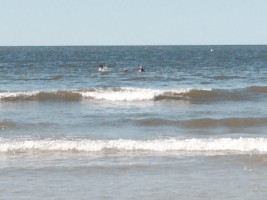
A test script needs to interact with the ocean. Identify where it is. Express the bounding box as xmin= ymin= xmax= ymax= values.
xmin=0 ymin=45 xmax=267 ymax=199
